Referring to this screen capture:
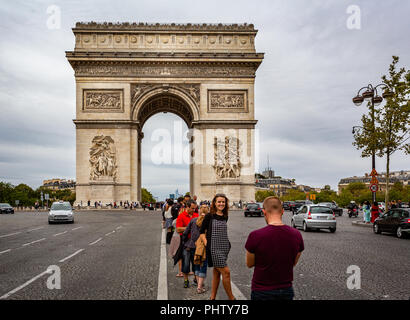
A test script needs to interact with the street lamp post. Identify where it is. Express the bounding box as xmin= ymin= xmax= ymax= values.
xmin=352 ymin=84 xmax=393 ymax=203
